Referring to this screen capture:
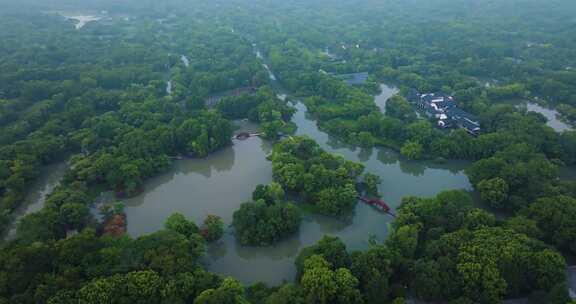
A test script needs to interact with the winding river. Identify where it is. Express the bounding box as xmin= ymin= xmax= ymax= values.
xmin=374 ymin=83 xmax=399 ymax=113
xmin=4 ymin=162 xmax=68 ymax=239
xmin=111 ymin=78 xmax=471 ymax=284
xmin=526 ymin=102 xmax=573 ymax=132
xmin=4 ymin=42 xmax=472 ymax=284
